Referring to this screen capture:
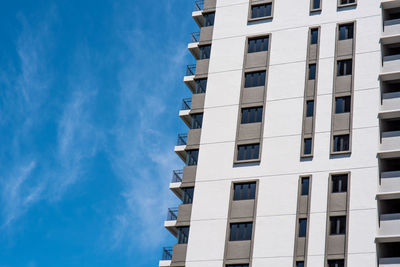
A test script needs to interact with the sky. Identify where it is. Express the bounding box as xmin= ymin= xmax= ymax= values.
xmin=0 ymin=1 xmax=194 ymax=266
